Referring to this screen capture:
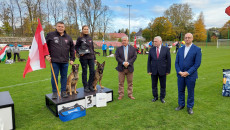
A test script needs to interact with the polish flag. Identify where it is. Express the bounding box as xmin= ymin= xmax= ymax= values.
xmin=134 ymin=36 xmax=137 ymax=48
xmin=23 ymin=18 xmax=49 ymax=78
